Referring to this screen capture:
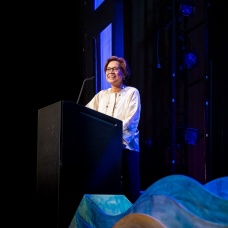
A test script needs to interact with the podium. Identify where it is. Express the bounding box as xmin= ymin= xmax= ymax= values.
xmin=36 ymin=100 xmax=123 ymax=228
